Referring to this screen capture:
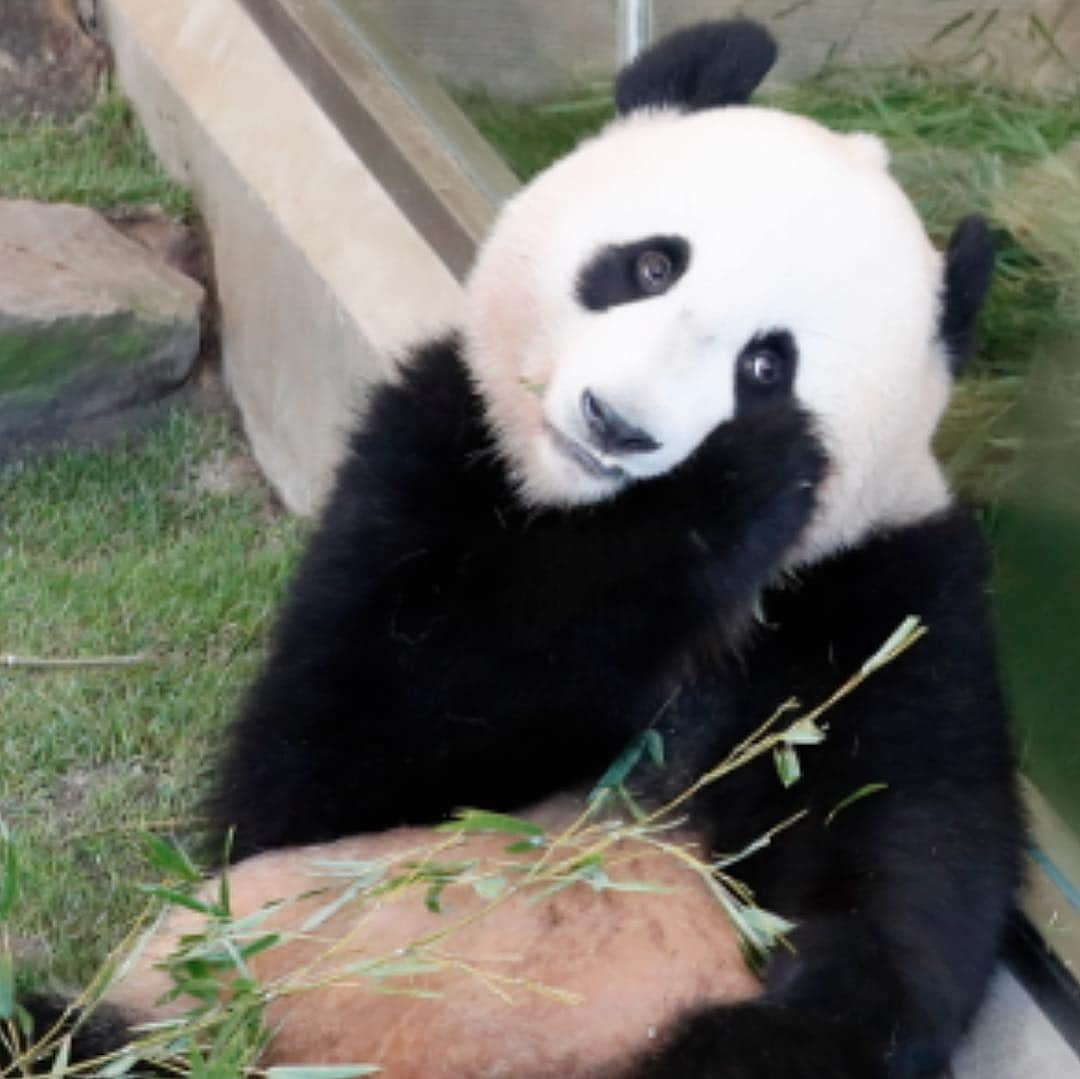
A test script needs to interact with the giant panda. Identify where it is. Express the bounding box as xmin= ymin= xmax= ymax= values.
xmin=10 ymin=19 xmax=1023 ymax=1079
